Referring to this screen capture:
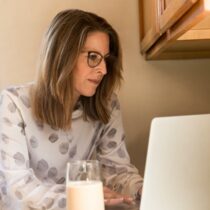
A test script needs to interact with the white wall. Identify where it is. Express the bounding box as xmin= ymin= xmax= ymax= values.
xmin=1 ymin=0 xmax=210 ymax=175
